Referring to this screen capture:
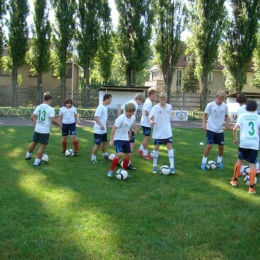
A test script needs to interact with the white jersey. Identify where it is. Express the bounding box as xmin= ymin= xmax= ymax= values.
xmin=93 ymin=104 xmax=108 ymax=134
xmin=205 ymin=101 xmax=228 ymax=133
xmin=34 ymin=103 xmax=55 ymax=134
xmin=237 ymin=104 xmax=247 ymax=117
xmin=121 ymin=99 xmax=138 ymax=116
xmin=59 ymin=106 xmax=77 ymax=124
xmin=141 ymin=98 xmax=153 ymax=127
xmin=236 ymin=112 xmax=260 ymax=150
xmin=149 ymin=103 xmax=172 ymax=139
xmin=113 ymin=114 xmax=136 ymax=141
